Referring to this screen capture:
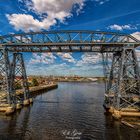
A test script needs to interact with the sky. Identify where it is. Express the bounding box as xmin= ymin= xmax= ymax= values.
xmin=0 ymin=0 xmax=140 ymax=76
